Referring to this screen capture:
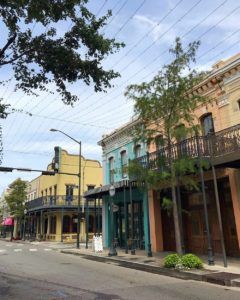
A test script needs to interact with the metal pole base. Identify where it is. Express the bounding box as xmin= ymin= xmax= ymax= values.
xmin=131 ymin=240 xmax=136 ymax=255
xmin=108 ymin=245 xmax=117 ymax=256
xmin=208 ymin=259 xmax=215 ymax=266
xmin=147 ymin=243 xmax=152 ymax=257
xmin=208 ymin=249 xmax=215 ymax=265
